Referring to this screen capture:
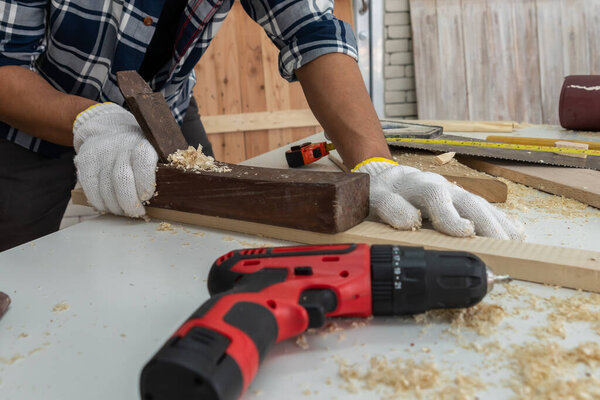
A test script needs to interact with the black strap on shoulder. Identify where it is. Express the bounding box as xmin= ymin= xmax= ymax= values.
xmin=138 ymin=0 xmax=188 ymax=82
